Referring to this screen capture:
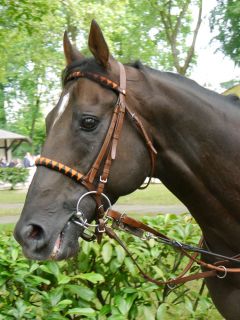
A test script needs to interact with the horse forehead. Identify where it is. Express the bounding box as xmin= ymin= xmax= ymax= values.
xmin=72 ymin=79 xmax=103 ymax=100
xmin=71 ymin=79 xmax=117 ymax=109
